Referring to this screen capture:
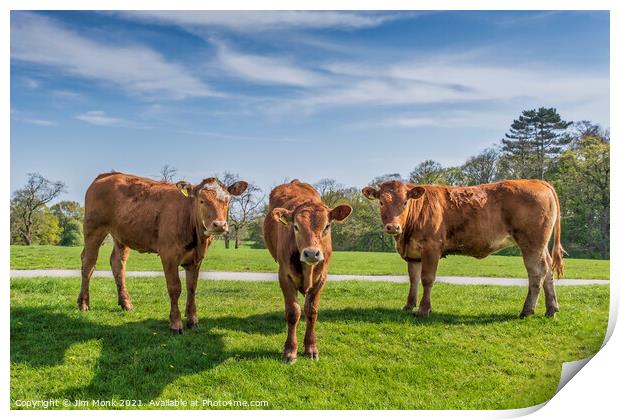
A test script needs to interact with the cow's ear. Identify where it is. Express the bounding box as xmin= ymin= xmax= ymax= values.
xmin=176 ymin=181 xmax=194 ymax=198
xmin=272 ymin=208 xmax=293 ymax=225
xmin=329 ymin=204 xmax=353 ymax=223
xmin=228 ymin=181 xmax=248 ymax=196
xmin=407 ymin=186 xmax=425 ymax=200
xmin=362 ymin=186 xmax=379 ymax=200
